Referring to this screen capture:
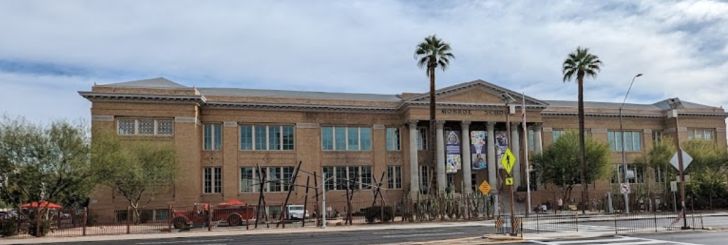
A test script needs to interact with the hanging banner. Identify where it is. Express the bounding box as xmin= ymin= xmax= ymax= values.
xmin=445 ymin=130 xmax=461 ymax=173
xmin=471 ymin=131 xmax=487 ymax=170
xmin=495 ymin=131 xmax=508 ymax=168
